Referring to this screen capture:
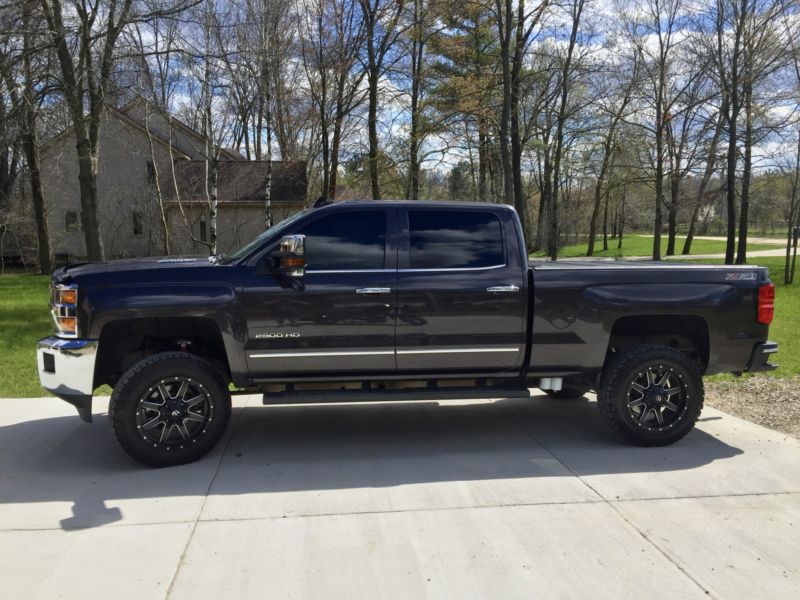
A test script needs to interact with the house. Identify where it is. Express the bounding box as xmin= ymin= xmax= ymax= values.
xmin=39 ymin=98 xmax=308 ymax=260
